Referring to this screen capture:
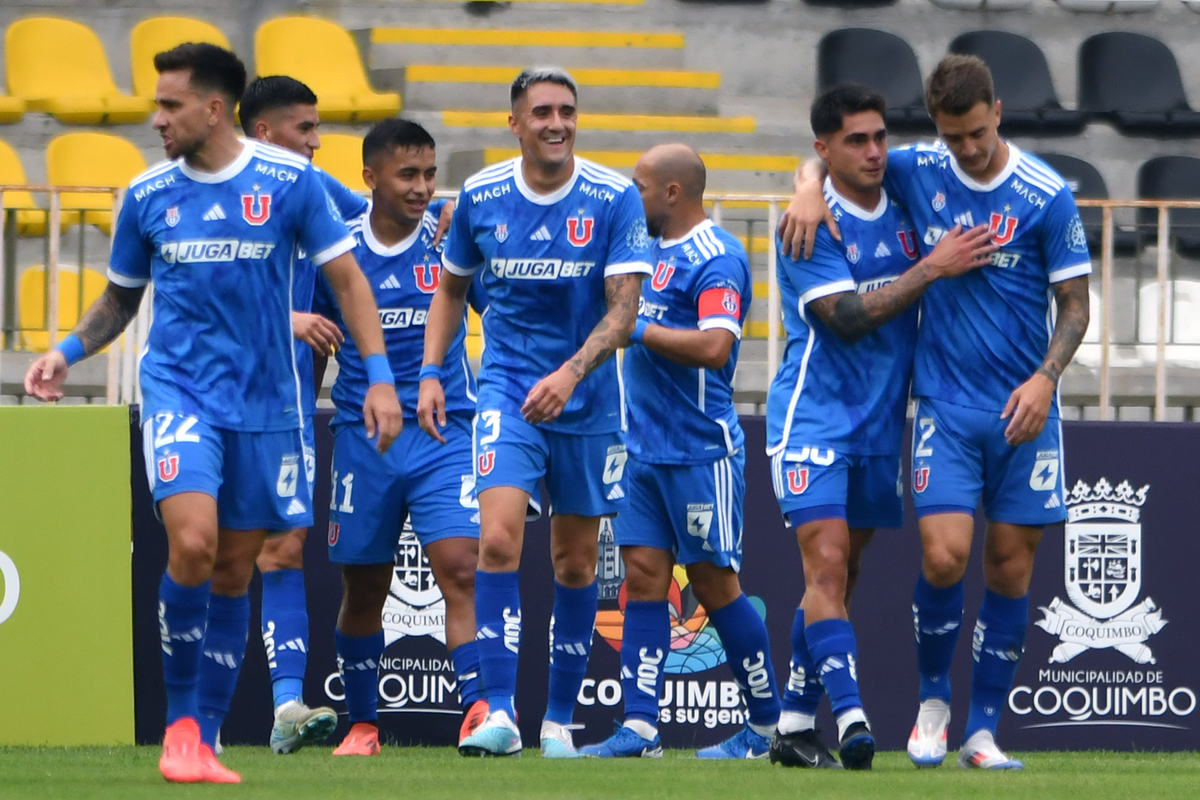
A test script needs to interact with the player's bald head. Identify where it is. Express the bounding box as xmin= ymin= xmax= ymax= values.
xmin=638 ymin=143 xmax=706 ymax=200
